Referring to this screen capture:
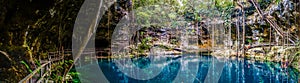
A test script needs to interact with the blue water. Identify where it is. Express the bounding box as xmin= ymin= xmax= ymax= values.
xmin=98 ymin=55 xmax=299 ymax=83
